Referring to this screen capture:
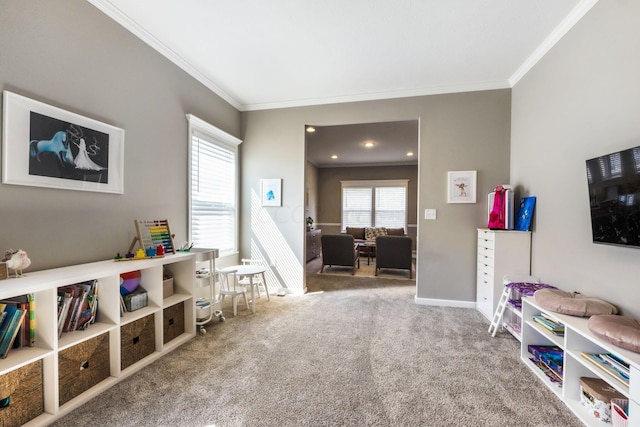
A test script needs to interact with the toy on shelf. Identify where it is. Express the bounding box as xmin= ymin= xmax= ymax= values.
xmin=130 ymin=219 xmax=176 ymax=255
xmin=2 ymin=249 xmax=31 ymax=277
